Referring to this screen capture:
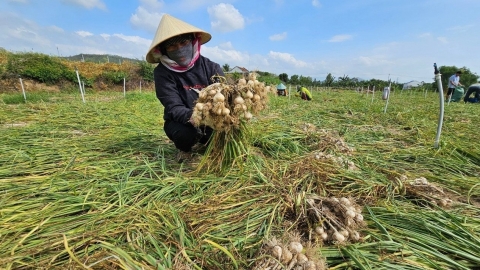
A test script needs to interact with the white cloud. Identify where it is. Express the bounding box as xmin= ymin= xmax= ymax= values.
xmin=130 ymin=7 xmax=164 ymax=33
xmin=202 ymin=45 xmax=247 ymax=66
xmin=312 ymin=0 xmax=321 ymax=7
xmin=268 ymin=51 xmax=308 ymax=68
xmin=100 ymin=33 xmax=110 ymax=40
xmin=113 ymin=34 xmax=151 ymax=46
xmin=0 ymin=12 xmax=151 ymax=59
xmin=48 ymin=25 xmax=64 ymax=33
xmin=61 ymin=0 xmax=107 ymax=10
xmin=328 ymin=34 xmax=352 ymax=43
xmin=171 ymin=0 xmax=231 ymax=11
xmin=208 ymin=3 xmax=245 ymax=33
xmin=418 ymin=33 xmax=432 ymax=38
xmin=139 ymin=0 xmax=164 ymax=9
xmin=269 ymin=32 xmax=287 ymax=41
xmin=218 ymin=42 xmax=234 ymax=50
xmin=76 ymin=31 xmax=93 ymax=37
xmin=446 ymin=24 xmax=474 ymax=32
xmin=437 ymin=37 xmax=447 ymax=44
